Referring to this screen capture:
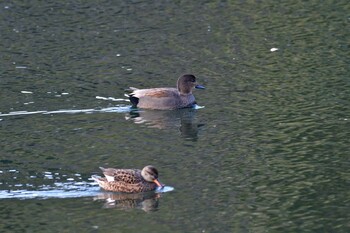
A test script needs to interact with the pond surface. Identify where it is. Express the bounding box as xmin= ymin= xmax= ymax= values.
xmin=0 ymin=0 xmax=349 ymax=232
